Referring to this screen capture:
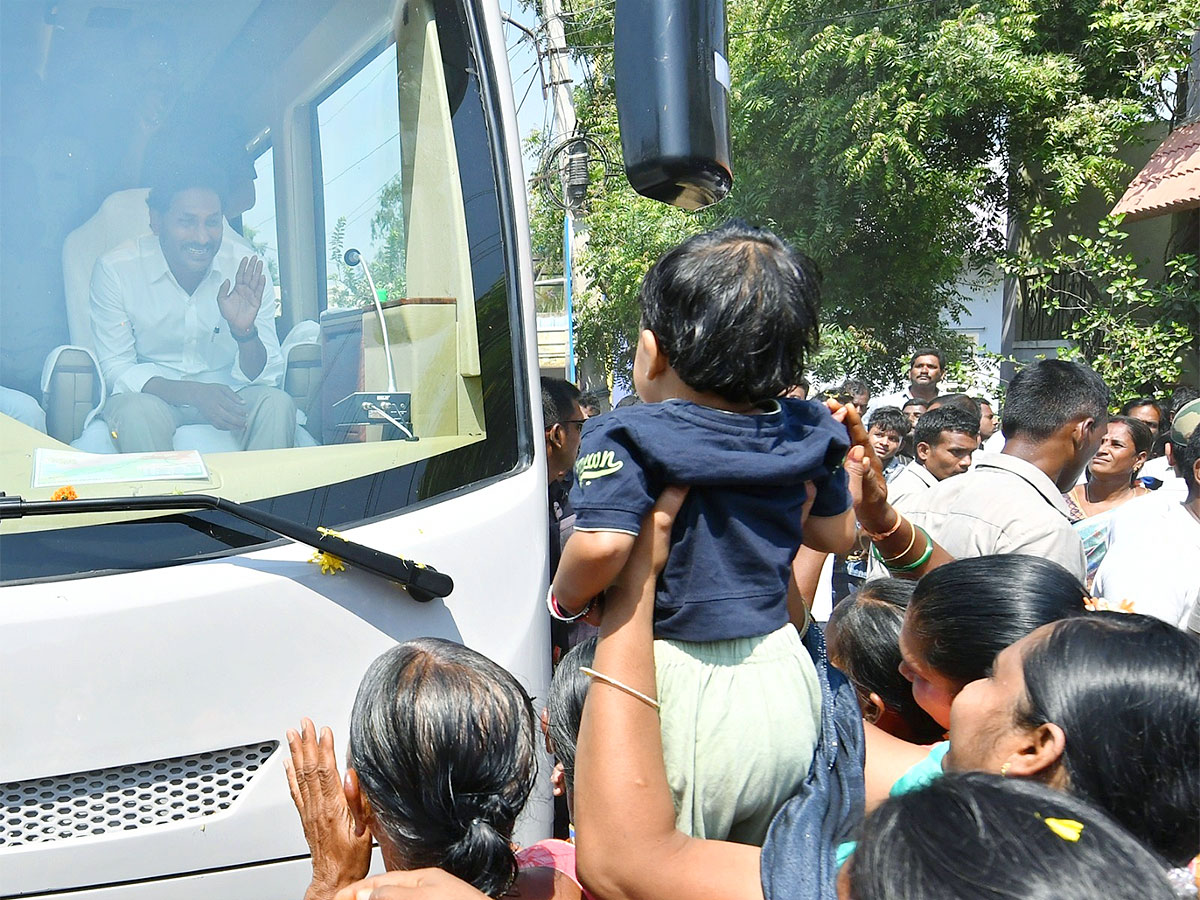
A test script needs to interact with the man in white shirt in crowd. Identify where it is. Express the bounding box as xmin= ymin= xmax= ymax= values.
xmin=90 ymin=163 xmax=294 ymax=453
xmin=1093 ymin=401 xmax=1200 ymax=628
xmin=868 ymin=347 xmax=945 ymax=416
xmin=888 ymin=406 xmax=978 ymax=507
xmin=890 ymin=359 xmax=1108 ymax=584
